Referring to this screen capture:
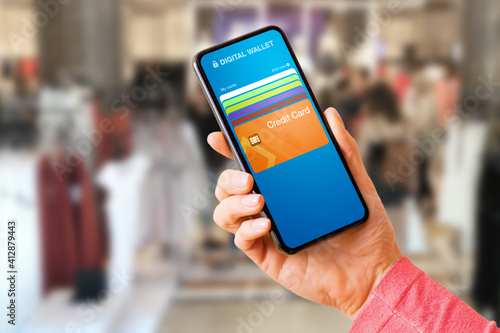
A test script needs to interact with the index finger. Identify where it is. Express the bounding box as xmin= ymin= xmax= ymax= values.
xmin=215 ymin=169 xmax=254 ymax=201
